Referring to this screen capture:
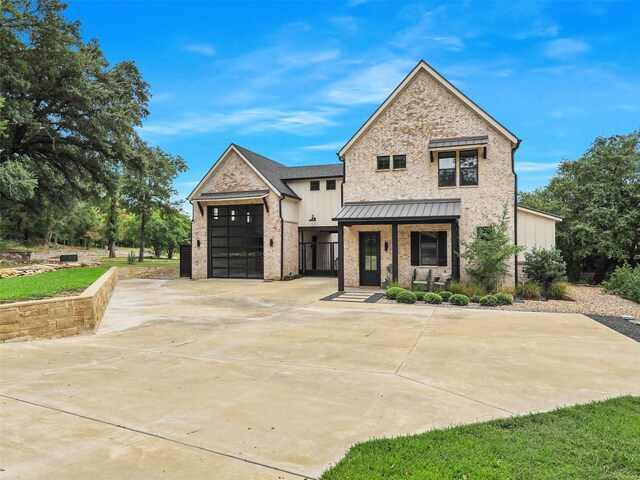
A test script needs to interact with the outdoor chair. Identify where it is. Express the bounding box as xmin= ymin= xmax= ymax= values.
xmin=432 ymin=269 xmax=452 ymax=290
xmin=412 ymin=268 xmax=432 ymax=291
